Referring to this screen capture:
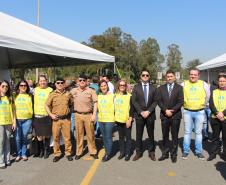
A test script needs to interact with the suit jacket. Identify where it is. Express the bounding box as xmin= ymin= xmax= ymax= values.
xmin=131 ymin=81 xmax=157 ymax=120
xmin=157 ymin=83 xmax=184 ymax=120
